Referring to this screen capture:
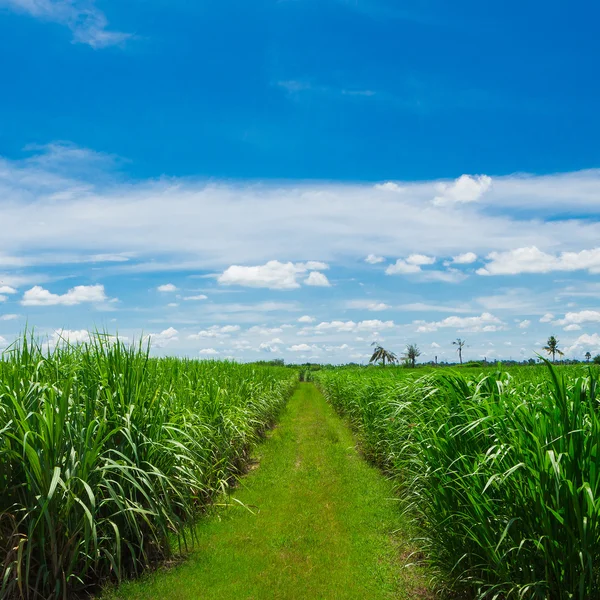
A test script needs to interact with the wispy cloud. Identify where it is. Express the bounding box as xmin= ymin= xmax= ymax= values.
xmin=1 ymin=0 xmax=132 ymax=48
